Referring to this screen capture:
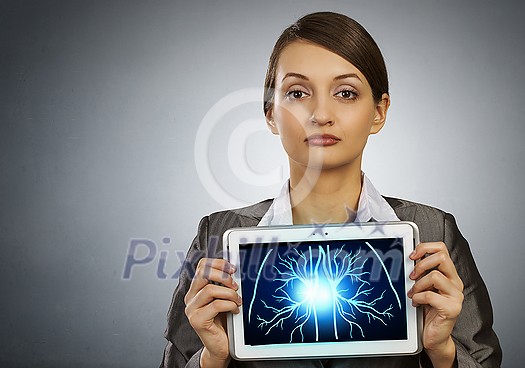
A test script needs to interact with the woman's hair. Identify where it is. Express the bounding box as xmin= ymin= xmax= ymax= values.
xmin=263 ymin=12 xmax=389 ymax=115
